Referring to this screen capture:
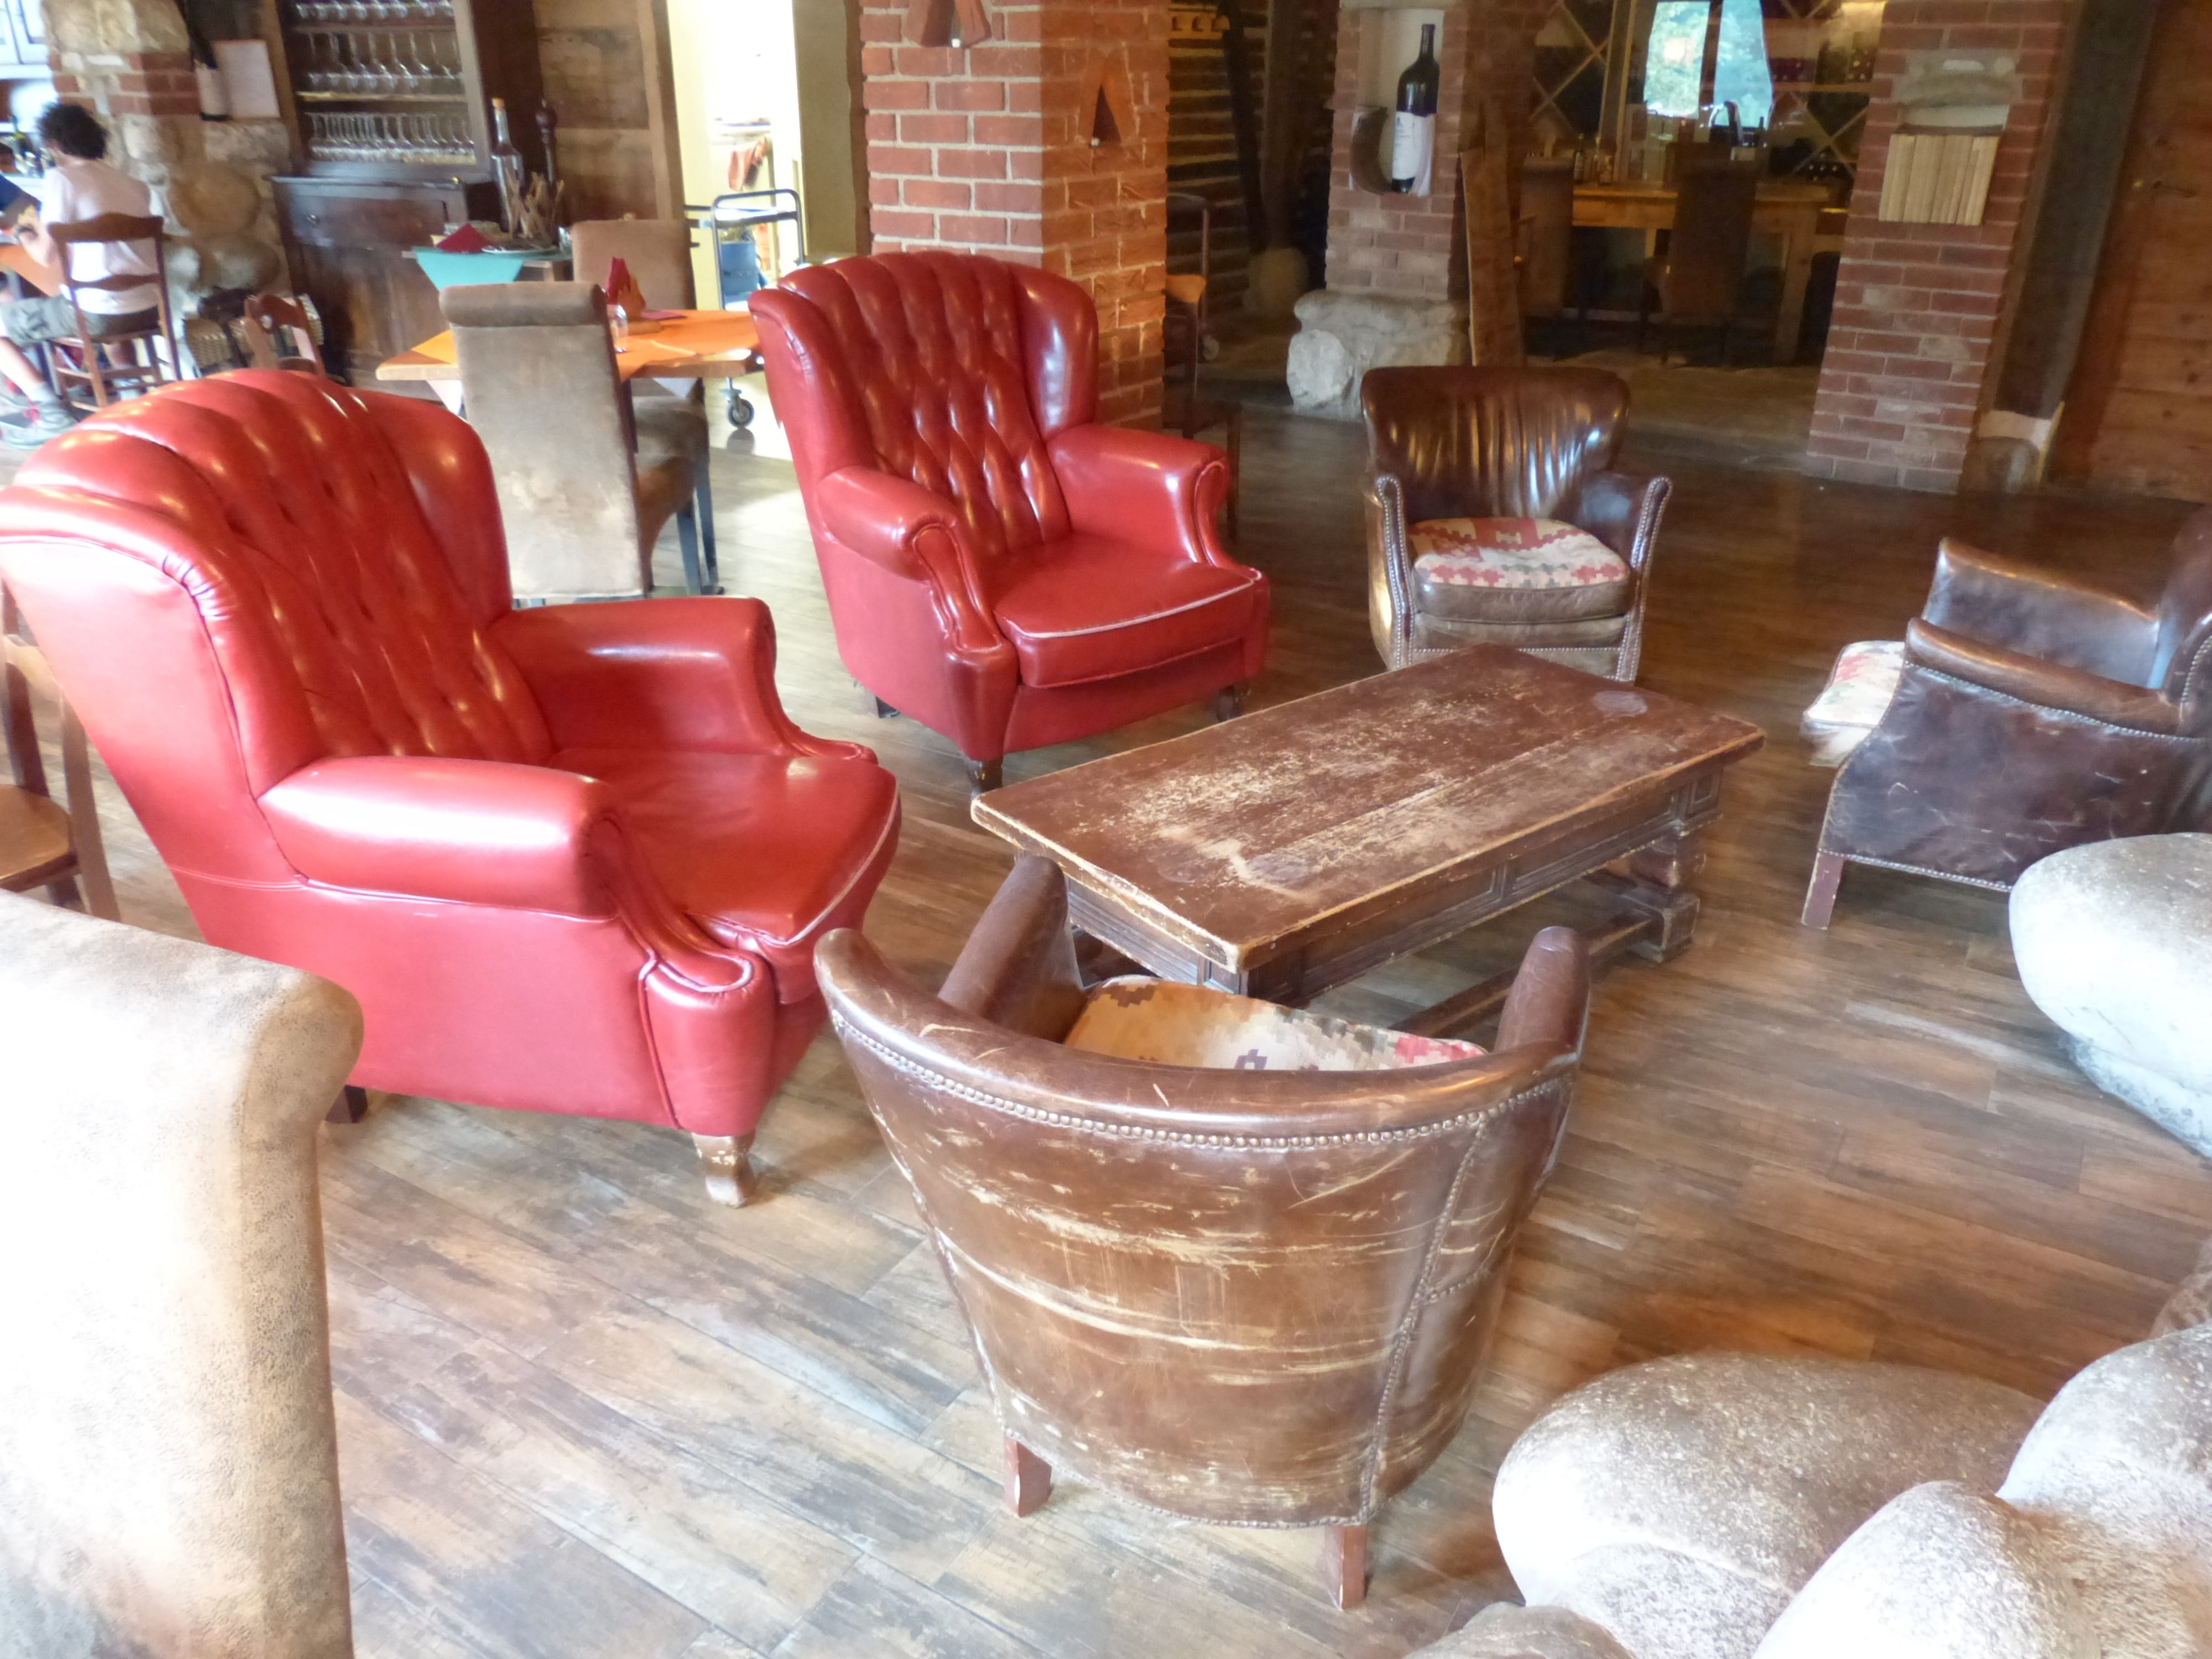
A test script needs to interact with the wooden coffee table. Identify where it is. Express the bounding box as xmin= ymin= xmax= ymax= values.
xmin=972 ymin=647 xmax=1765 ymax=1037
